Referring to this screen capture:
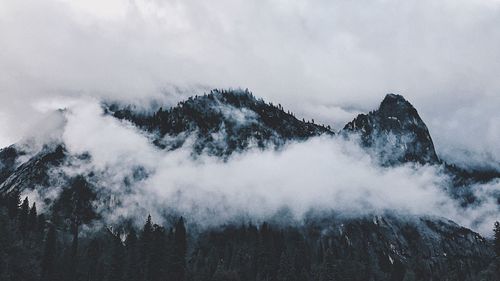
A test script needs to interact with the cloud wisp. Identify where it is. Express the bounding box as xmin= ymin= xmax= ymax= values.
xmin=0 ymin=0 xmax=499 ymax=169
xmin=22 ymin=98 xmax=496 ymax=235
